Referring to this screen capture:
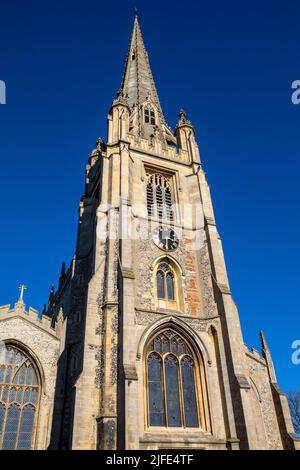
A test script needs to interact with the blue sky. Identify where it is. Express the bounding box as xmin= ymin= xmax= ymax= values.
xmin=0 ymin=0 xmax=299 ymax=391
